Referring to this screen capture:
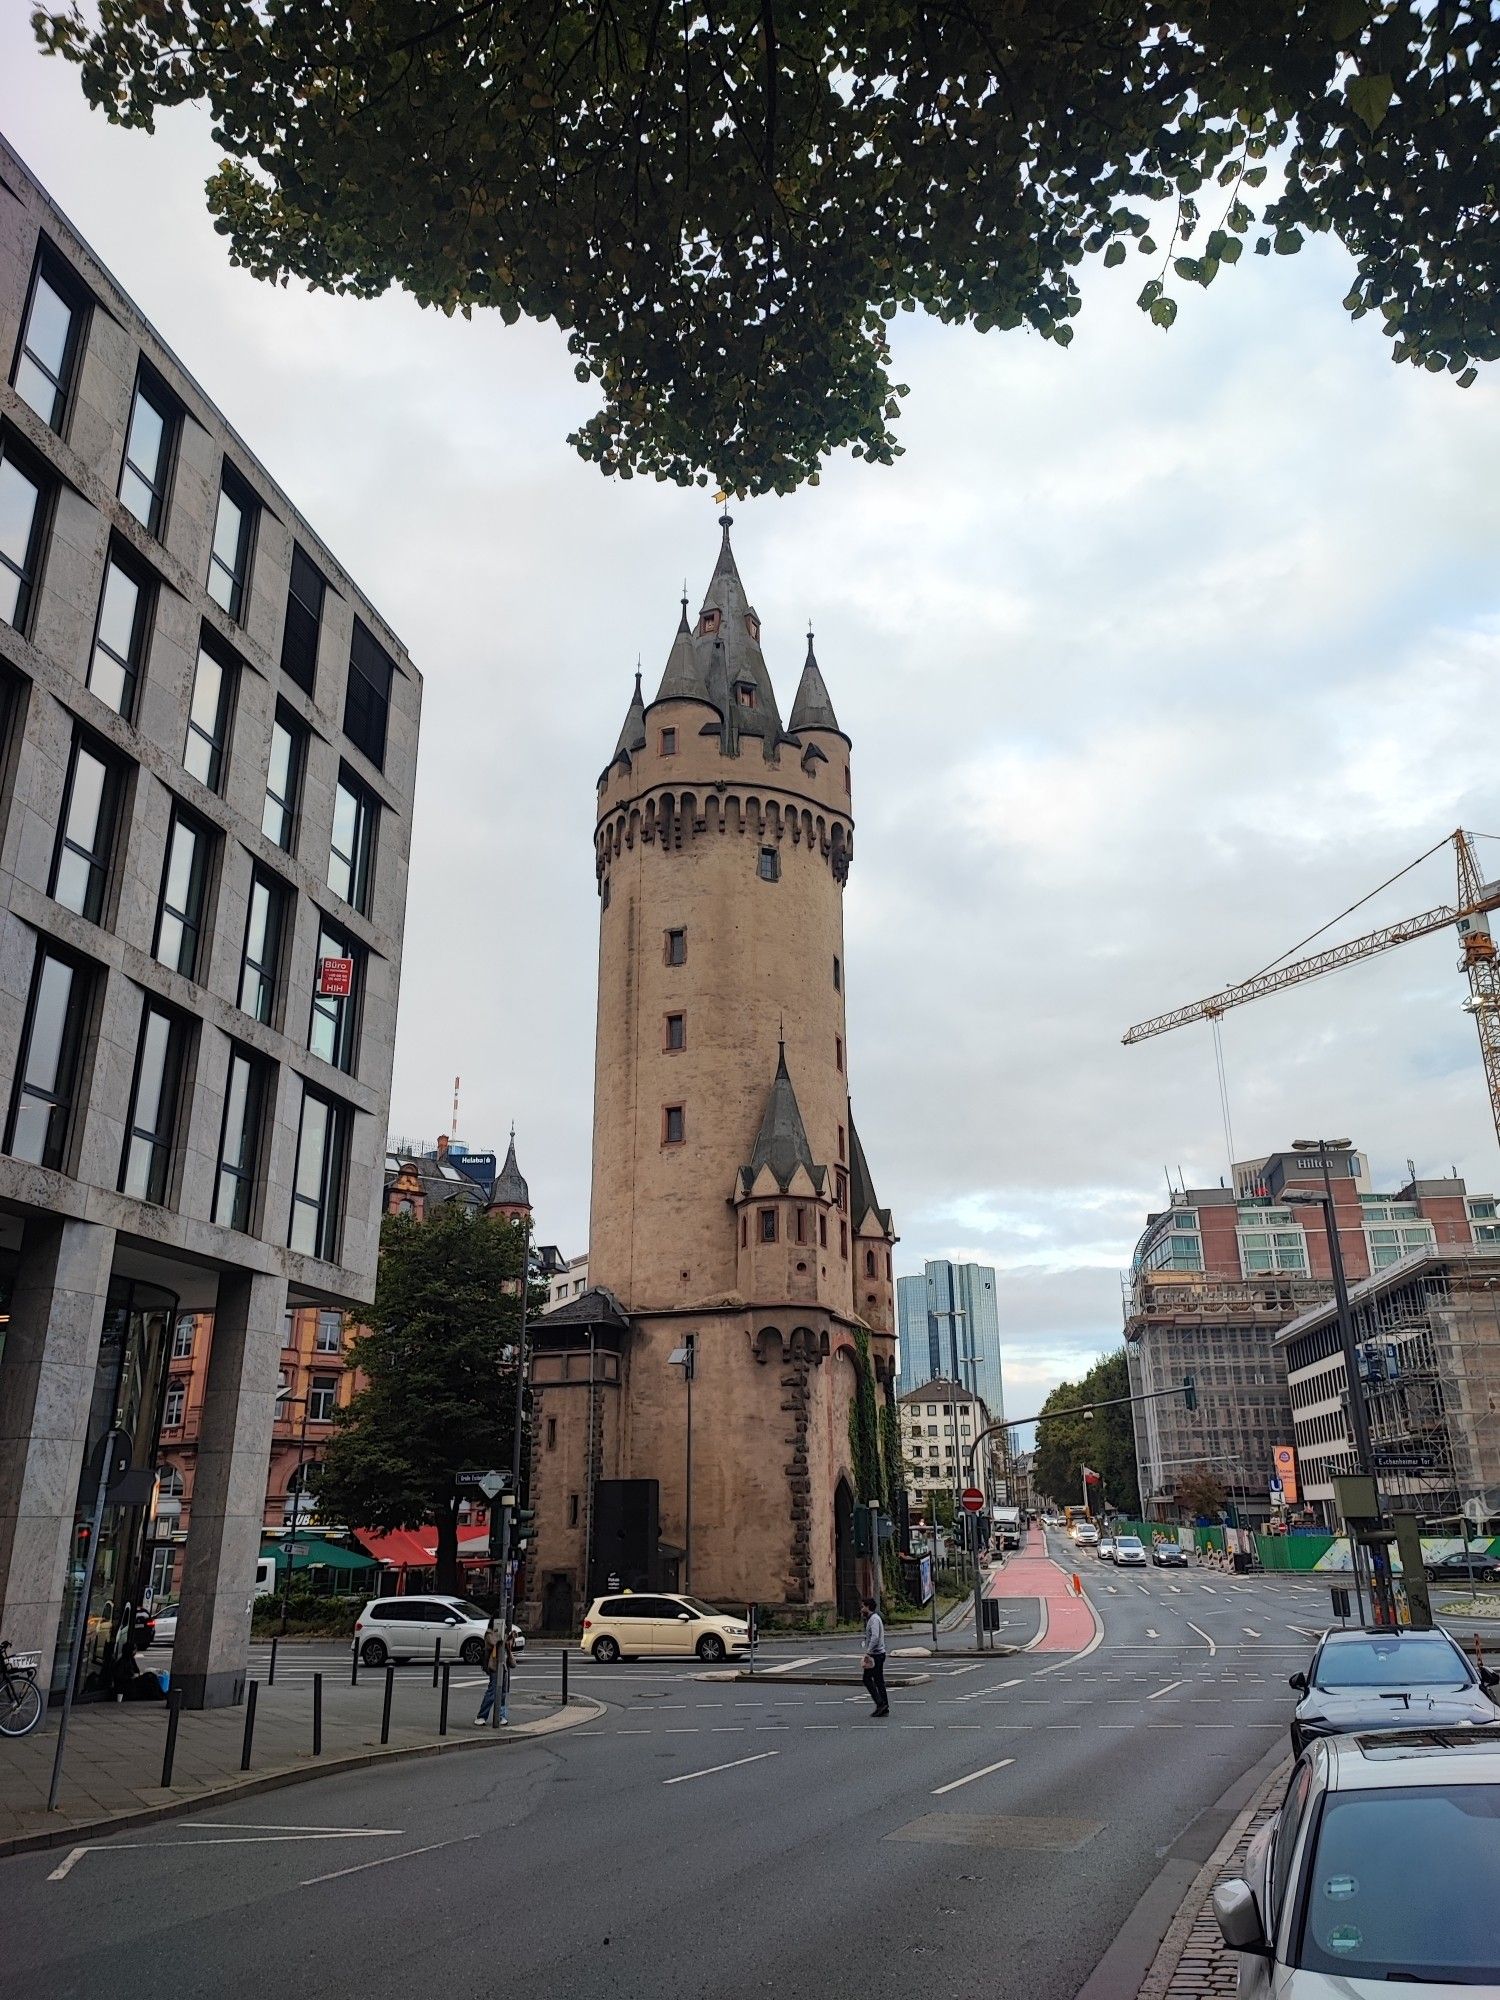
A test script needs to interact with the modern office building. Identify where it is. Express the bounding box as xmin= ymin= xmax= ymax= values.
xmin=897 ymin=1259 xmax=1004 ymax=1424
xmin=0 ymin=143 xmax=421 ymax=1706
xmin=1125 ymin=1143 xmax=1499 ymax=1524
xmin=1278 ymin=1246 xmax=1500 ymax=1527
